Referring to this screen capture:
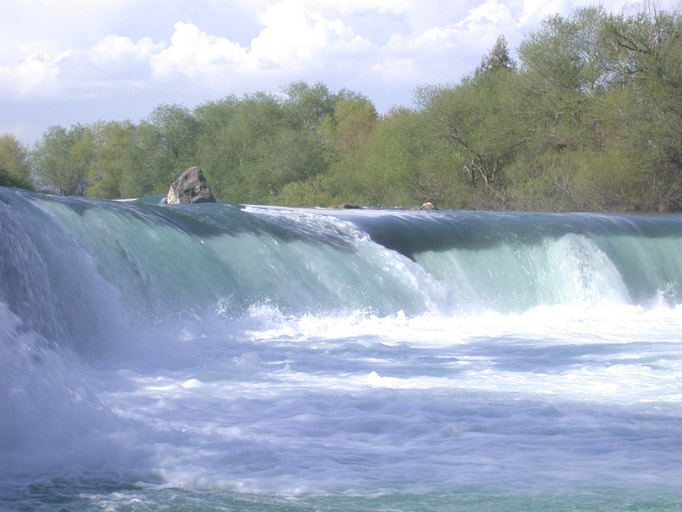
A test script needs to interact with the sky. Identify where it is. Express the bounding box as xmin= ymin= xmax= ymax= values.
xmin=1 ymin=0 xmax=678 ymax=144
